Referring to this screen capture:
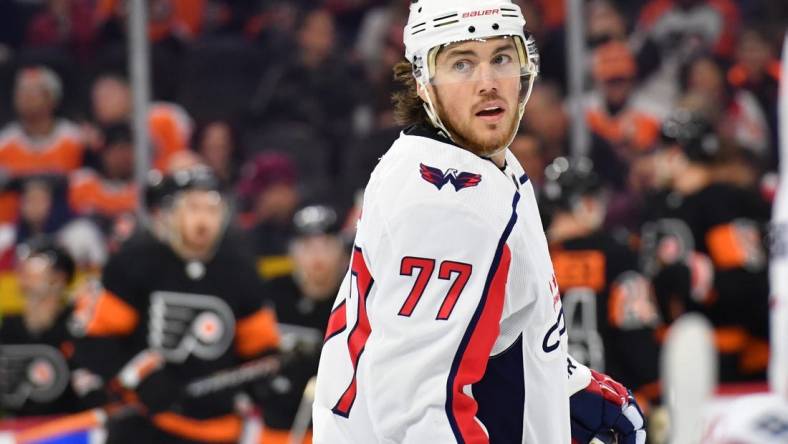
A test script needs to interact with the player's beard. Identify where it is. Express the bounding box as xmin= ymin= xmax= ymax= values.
xmin=433 ymin=88 xmax=520 ymax=158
